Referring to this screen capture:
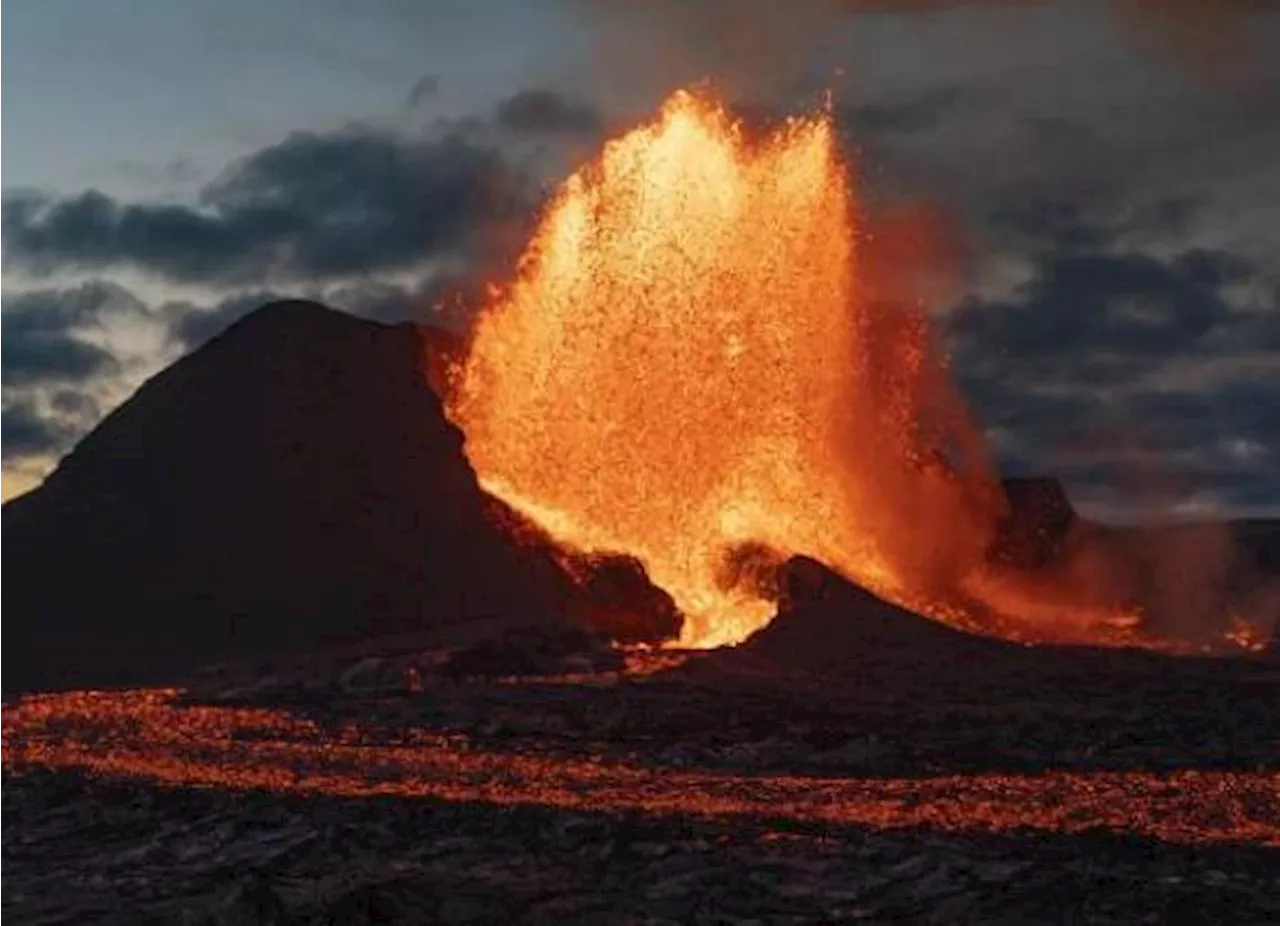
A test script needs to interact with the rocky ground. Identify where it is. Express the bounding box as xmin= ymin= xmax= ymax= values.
xmin=6 ymin=771 xmax=1279 ymax=926
xmin=5 ymin=637 xmax=1280 ymax=925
